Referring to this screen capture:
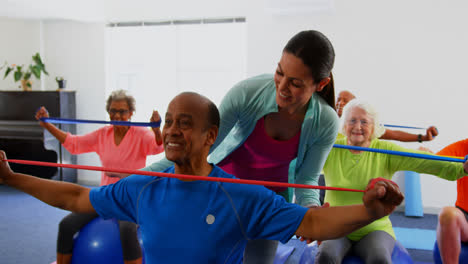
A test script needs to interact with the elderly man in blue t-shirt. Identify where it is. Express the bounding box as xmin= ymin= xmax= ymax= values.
xmin=0 ymin=92 xmax=403 ymax=264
